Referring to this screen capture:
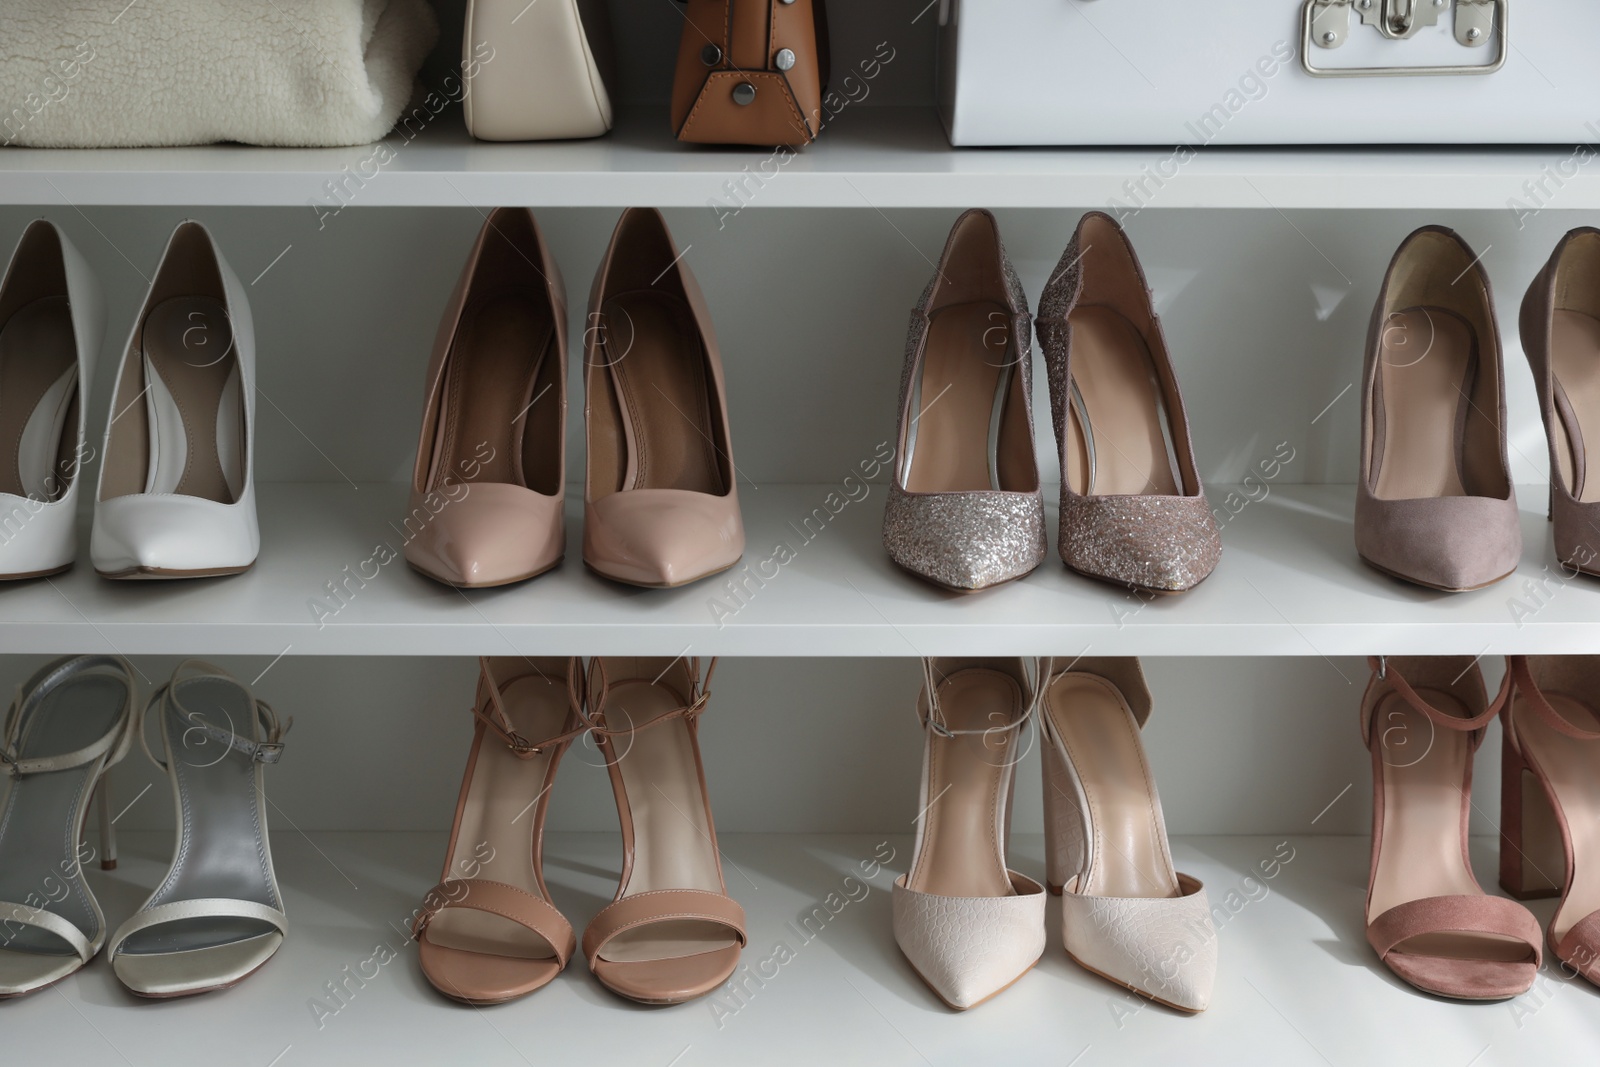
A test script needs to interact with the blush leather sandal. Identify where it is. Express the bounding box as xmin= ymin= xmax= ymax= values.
xmin=1035 ymin=212 xmax=1220 ymax=594
xmin=1356 ymin=227 xmax=1519 ymax=592
xmin=412 ymin=657 xmax=586 ymax=1005
xmin=0 ymin=656 xmax=135 ymax=998
xmin=1039 ymin=656 xmax=1215 ymax=1013
xmin=0 ymin=221 xmax=103 ymax=581
xmin=403 ymin=209 xmax=569 ymax=588
xmin=583 ymin=209 xmax=744 ymax=588
xmin=1501 ymin=656 xmax=1600 ymax=987
xmin=882 ymin=208 xmax=1044 ymax=592
xmin=1360 ymin=656 xmax=1540 ymax=1000
xmin=92 ymin=220 xmax=259 ymax=580
xmin=1522 ymin=228 xmax=1600 ymax=573
xmin=892 ymin=657 xmax=1044 ymax=1010
xmin=108 ymin=662 xmax=290 ymax=997
xmin=581 ymin=657 xmax=746 ymax=1004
